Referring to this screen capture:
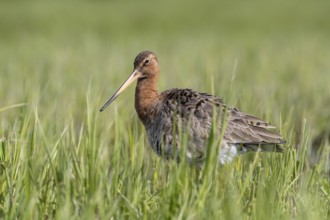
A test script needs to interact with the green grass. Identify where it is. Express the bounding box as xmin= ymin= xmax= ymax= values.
xmin=0 ymin=0 xmax=330 ymax=219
